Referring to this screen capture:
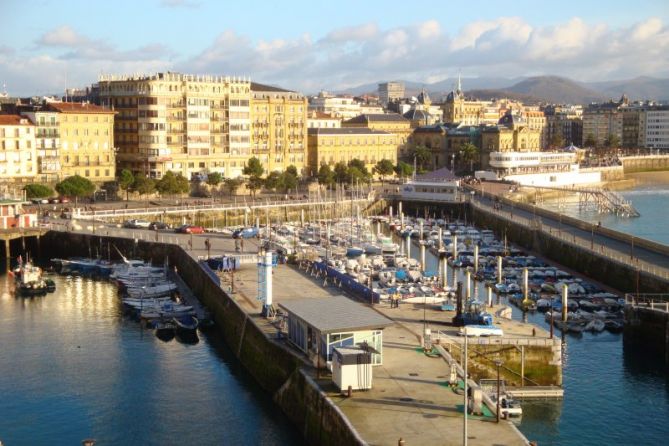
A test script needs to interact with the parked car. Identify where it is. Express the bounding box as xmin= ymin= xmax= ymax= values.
xmin=59 ymin=197 xmax=70 ymax=204
xmin=149 ymin=221 xmax=170 ymax=230
xmin=31 ymin=198 xmax=49 ymax=204
xmin=232 ymin=226 xmax=259 ymax=239
xmin=123 ymin=219 xmax=151 ymax=229
xmin=49 ymin=198 xmax=60 ymax=204
xmin=175 ymin=224 xmax=205 ymax=234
